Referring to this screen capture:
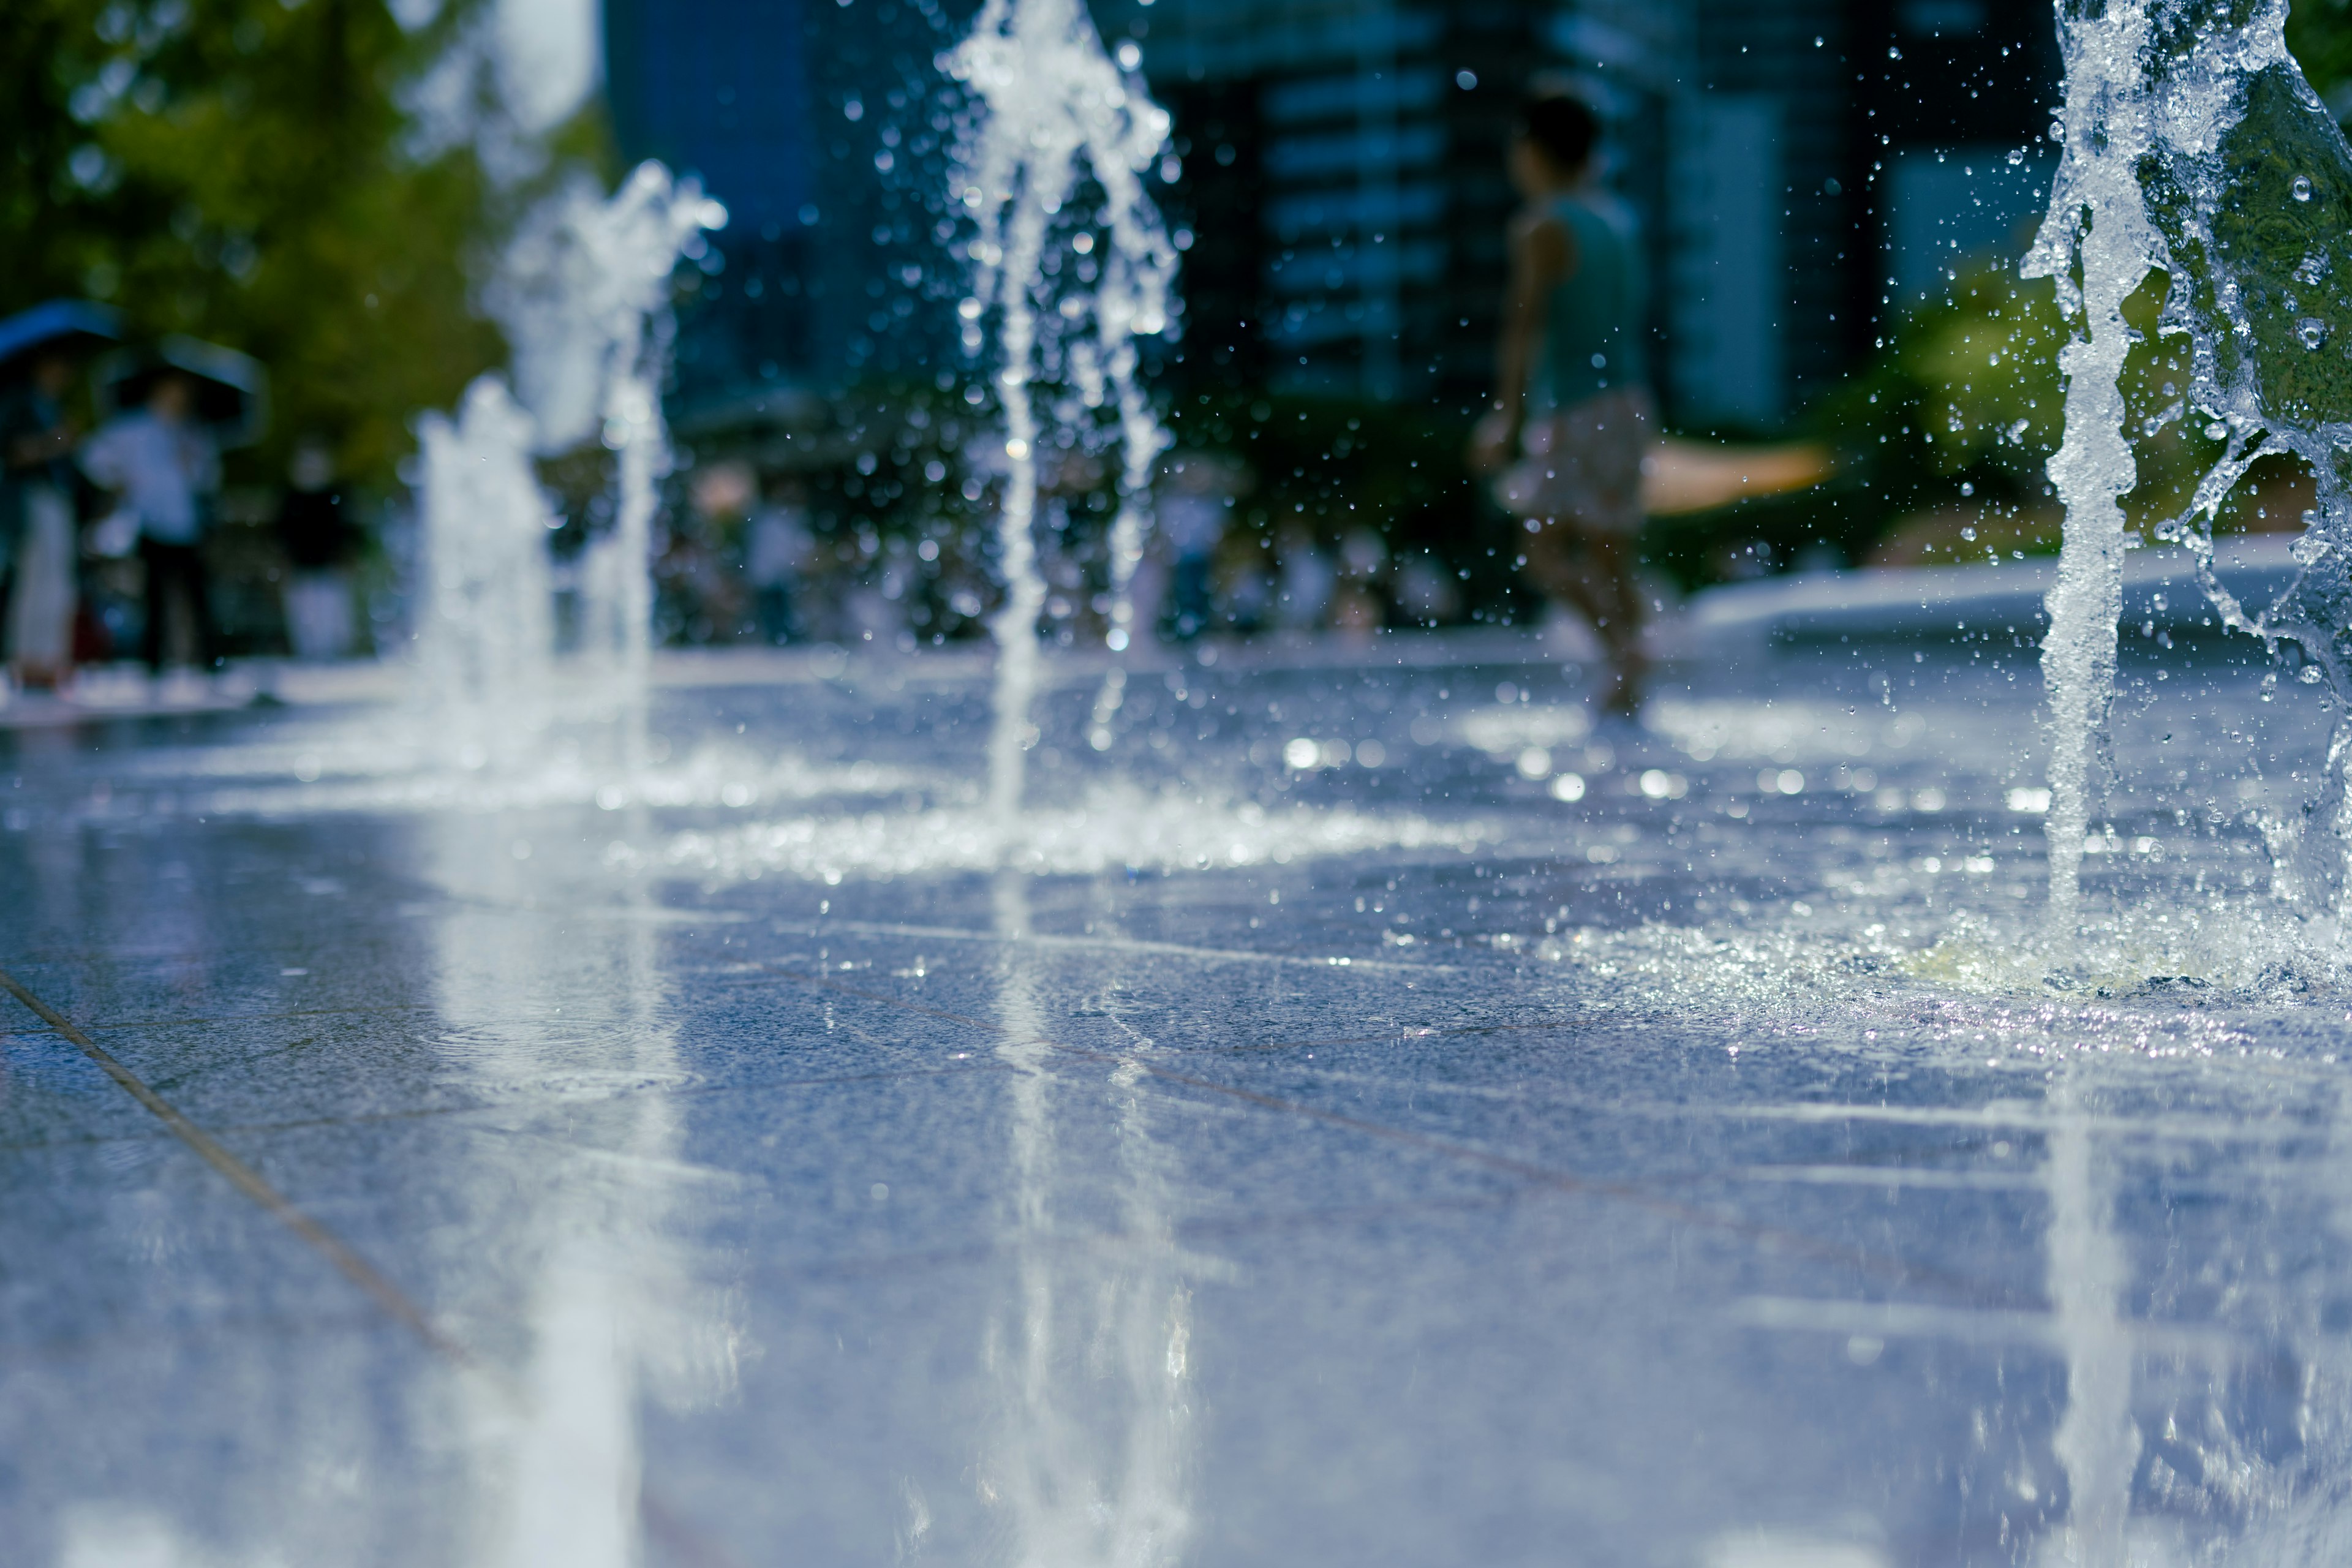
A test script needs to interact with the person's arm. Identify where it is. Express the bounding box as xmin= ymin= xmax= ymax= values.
xmin=1470 ymin=210 xmax=1575 ymax=473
